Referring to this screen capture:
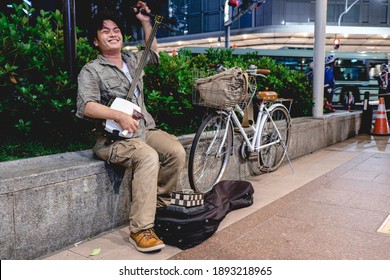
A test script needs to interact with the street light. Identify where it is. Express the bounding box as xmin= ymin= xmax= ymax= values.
xmin=224 ymin=0 xmax=267 ymax=48
xmin=338 ymin=0 xmax=359 ymax=26
xmin=62 ymin=0 xmax=76 ymax=79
